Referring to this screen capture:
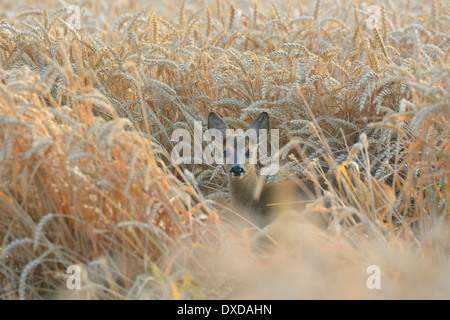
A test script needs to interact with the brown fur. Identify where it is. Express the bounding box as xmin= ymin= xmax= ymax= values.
xmin=208 ymin=112 xmax=327 ymax=228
